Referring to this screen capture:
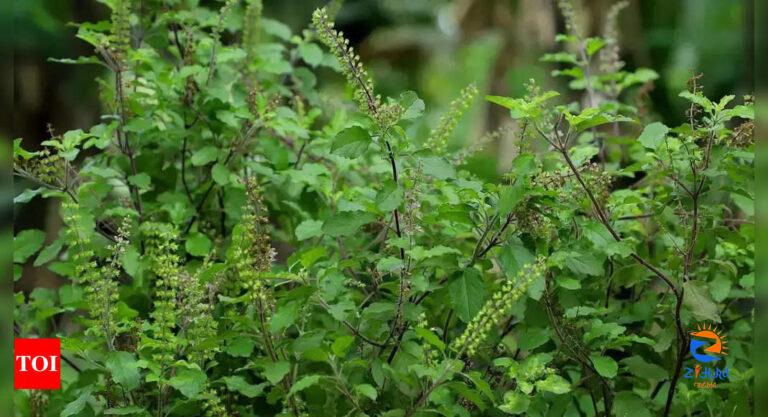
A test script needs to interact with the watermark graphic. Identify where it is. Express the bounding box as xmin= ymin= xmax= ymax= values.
xmin=683 ymin=323 xmax=729 ymax=389
xmin=14 ymin=338 xmax=61 ymax=390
